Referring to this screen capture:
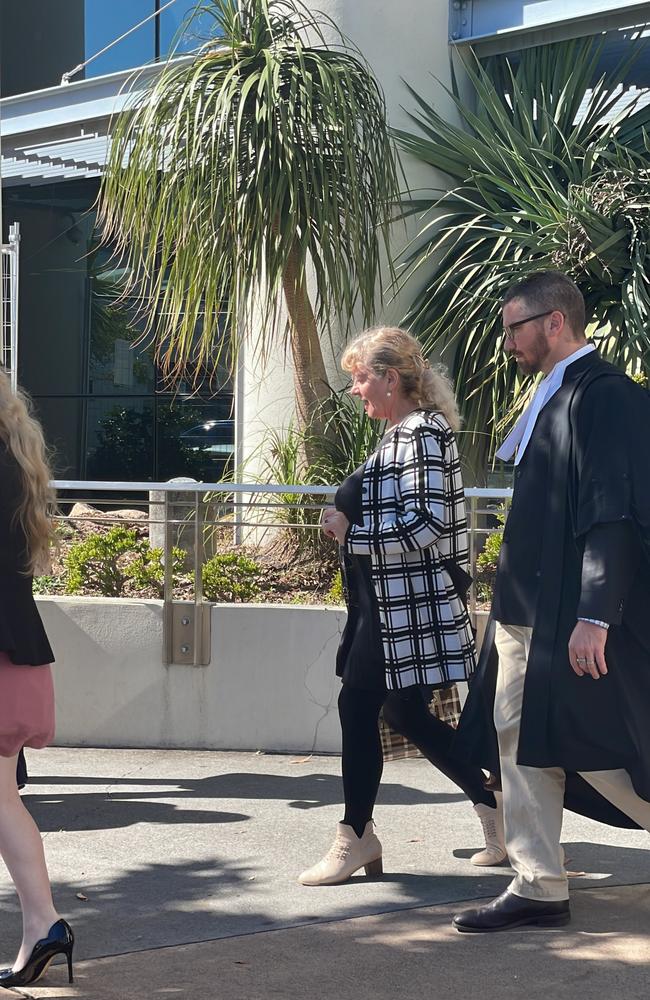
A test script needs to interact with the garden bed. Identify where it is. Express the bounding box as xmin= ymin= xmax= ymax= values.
xmin=41 ymin=504 xmax=341 ymax=605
